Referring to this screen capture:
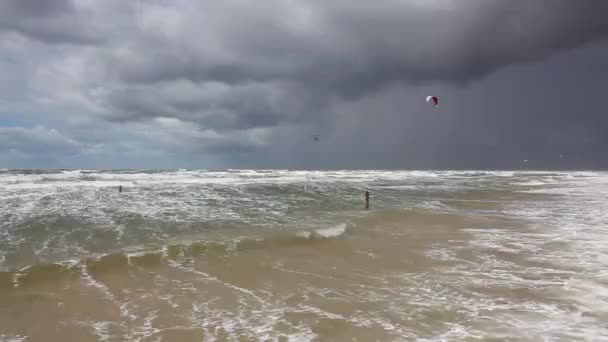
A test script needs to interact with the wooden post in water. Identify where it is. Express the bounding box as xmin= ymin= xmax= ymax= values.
xmin=118 ymin=185 xmax=122 ymax=193
xmin=365 ymin=191 xmax=370 ymax=209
